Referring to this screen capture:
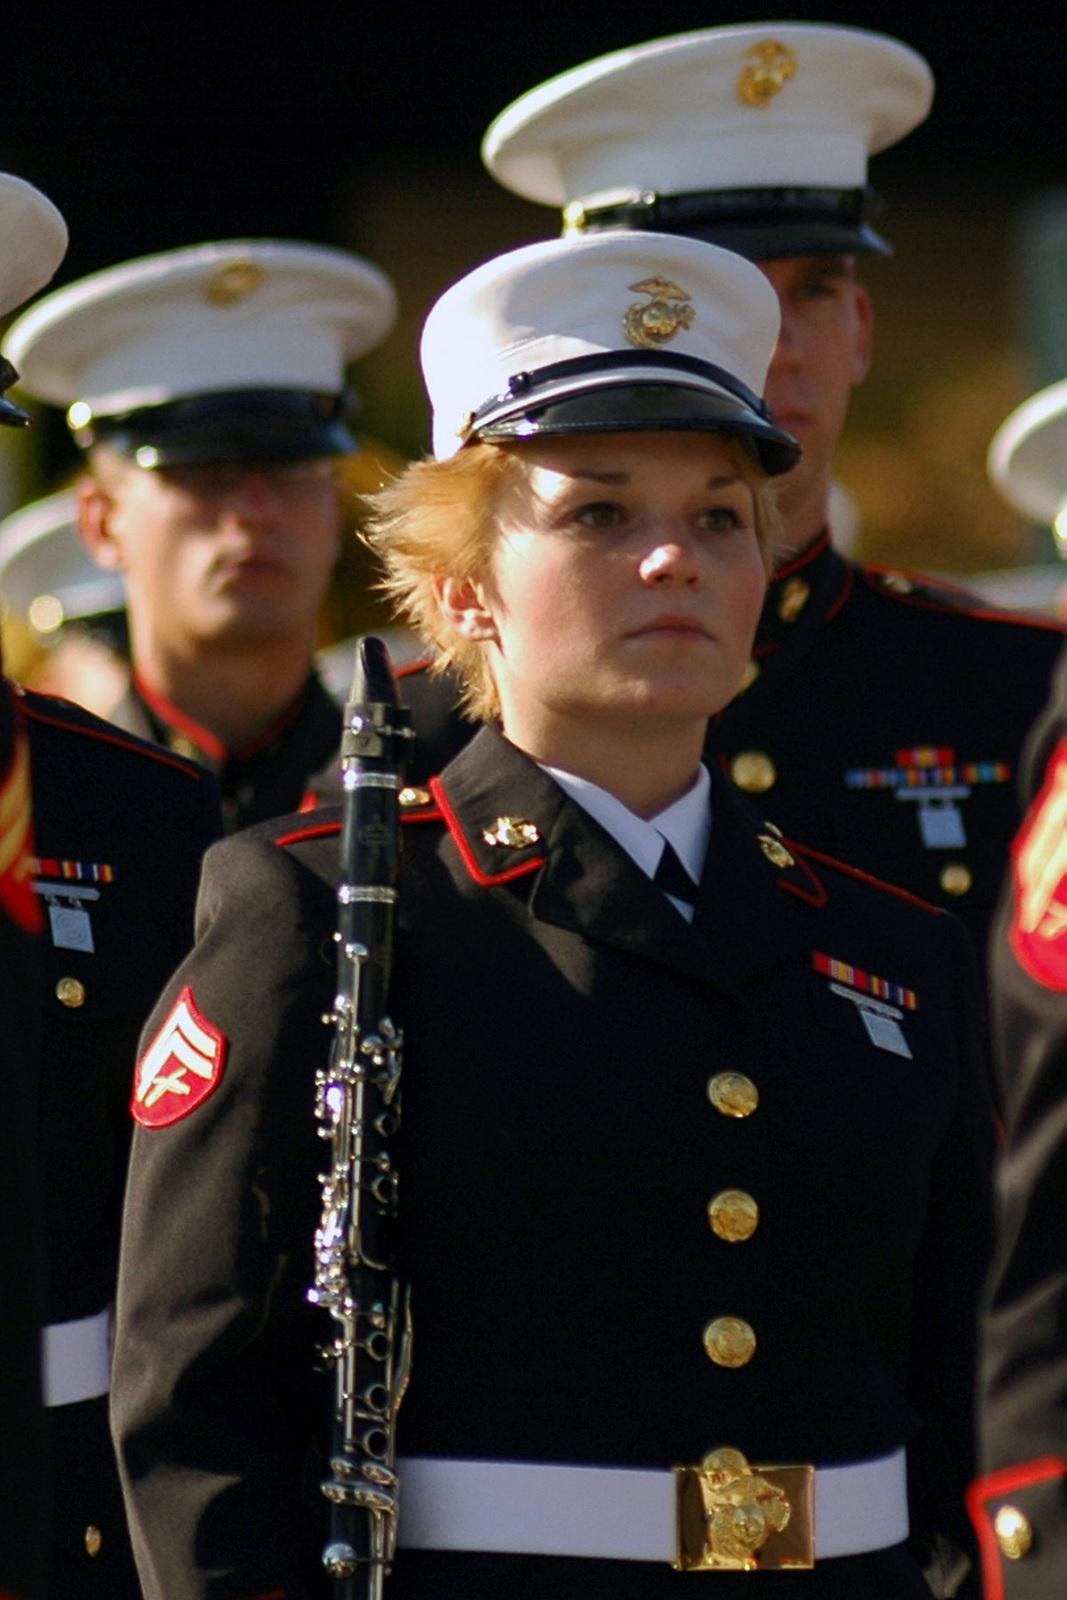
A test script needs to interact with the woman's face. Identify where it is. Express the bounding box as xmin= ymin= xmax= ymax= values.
xmin=445 ymin=430 xmax=767 ymax=748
